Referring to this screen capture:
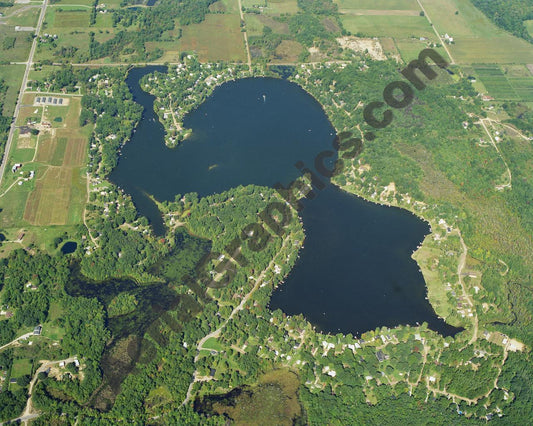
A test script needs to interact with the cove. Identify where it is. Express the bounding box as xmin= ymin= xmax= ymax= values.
xmin=111 ymin=67 xmax=460 ymax=337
